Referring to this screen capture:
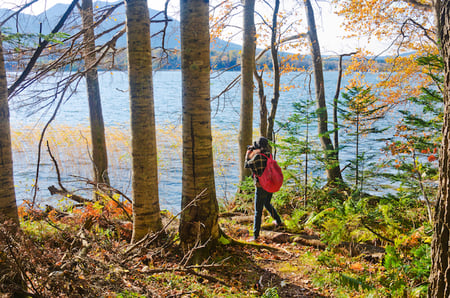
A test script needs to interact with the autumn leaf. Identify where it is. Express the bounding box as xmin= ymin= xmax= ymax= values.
xmin=350 ymin=262 xmax=364 ymax=272
xmin=428 ymin=155 xmax=437 ymax=162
